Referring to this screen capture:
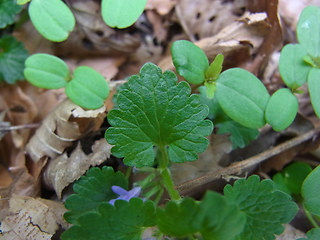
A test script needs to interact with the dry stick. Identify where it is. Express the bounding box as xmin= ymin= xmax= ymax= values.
xmin=176 ymin=127 xmax=320 ymax=195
